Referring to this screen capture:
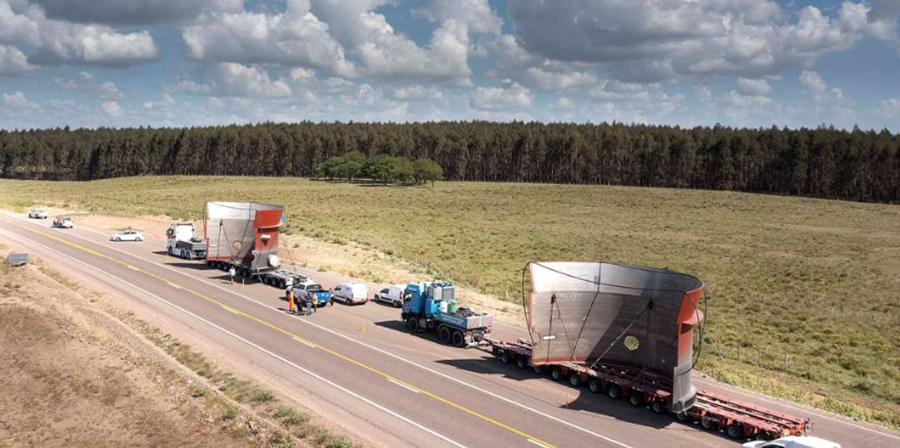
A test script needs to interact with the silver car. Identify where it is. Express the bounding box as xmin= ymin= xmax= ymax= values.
xmin=111 ymin=229 xmax=144 ymax=242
